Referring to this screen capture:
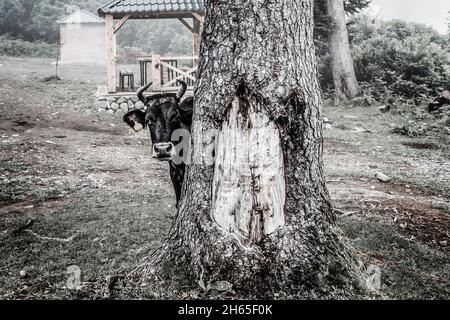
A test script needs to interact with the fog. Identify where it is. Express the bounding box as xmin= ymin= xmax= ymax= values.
xmin=370 ymin=0 xmax=449 ymax=34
